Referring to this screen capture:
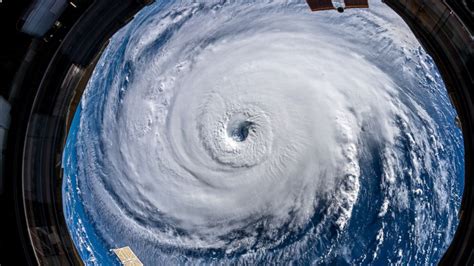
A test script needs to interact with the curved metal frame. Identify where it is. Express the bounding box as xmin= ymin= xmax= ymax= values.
xmin=3 ymin=0 xmax=472 ymax=264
